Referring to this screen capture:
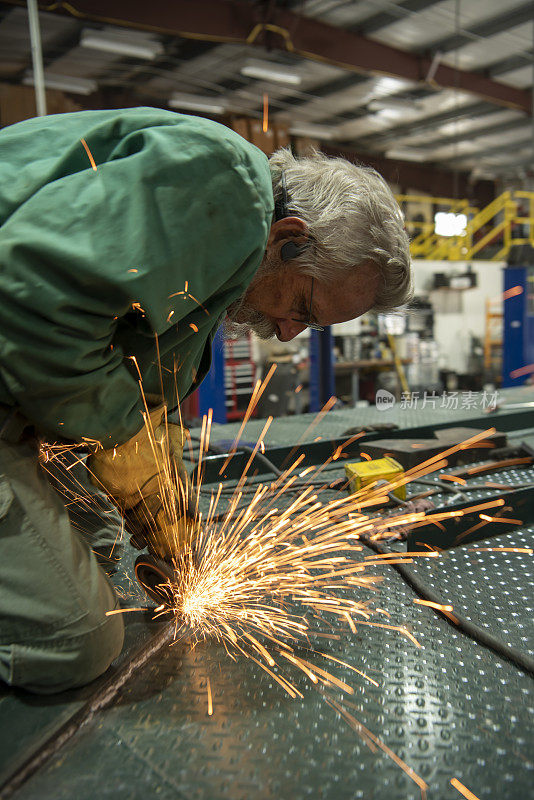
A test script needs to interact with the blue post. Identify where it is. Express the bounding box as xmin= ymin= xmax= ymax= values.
xmin=309 ymin=327 xmax=335 ymax=412
xmin=502 ymin=267 xmax=530 ymax=387
xmin=197 ymin=326 xmax=227 ymax=423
